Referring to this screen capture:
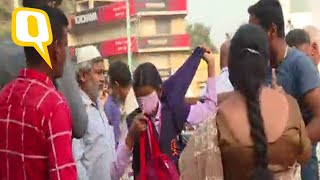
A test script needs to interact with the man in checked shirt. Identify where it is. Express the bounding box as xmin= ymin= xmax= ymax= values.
xmin=0 ymin=5 xmax=77 ymax=180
